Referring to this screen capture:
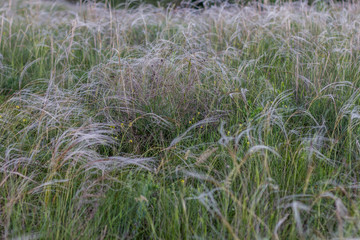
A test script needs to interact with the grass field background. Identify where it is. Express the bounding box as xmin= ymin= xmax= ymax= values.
xmin=1 ymin=0 xmax=360 ymax=239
